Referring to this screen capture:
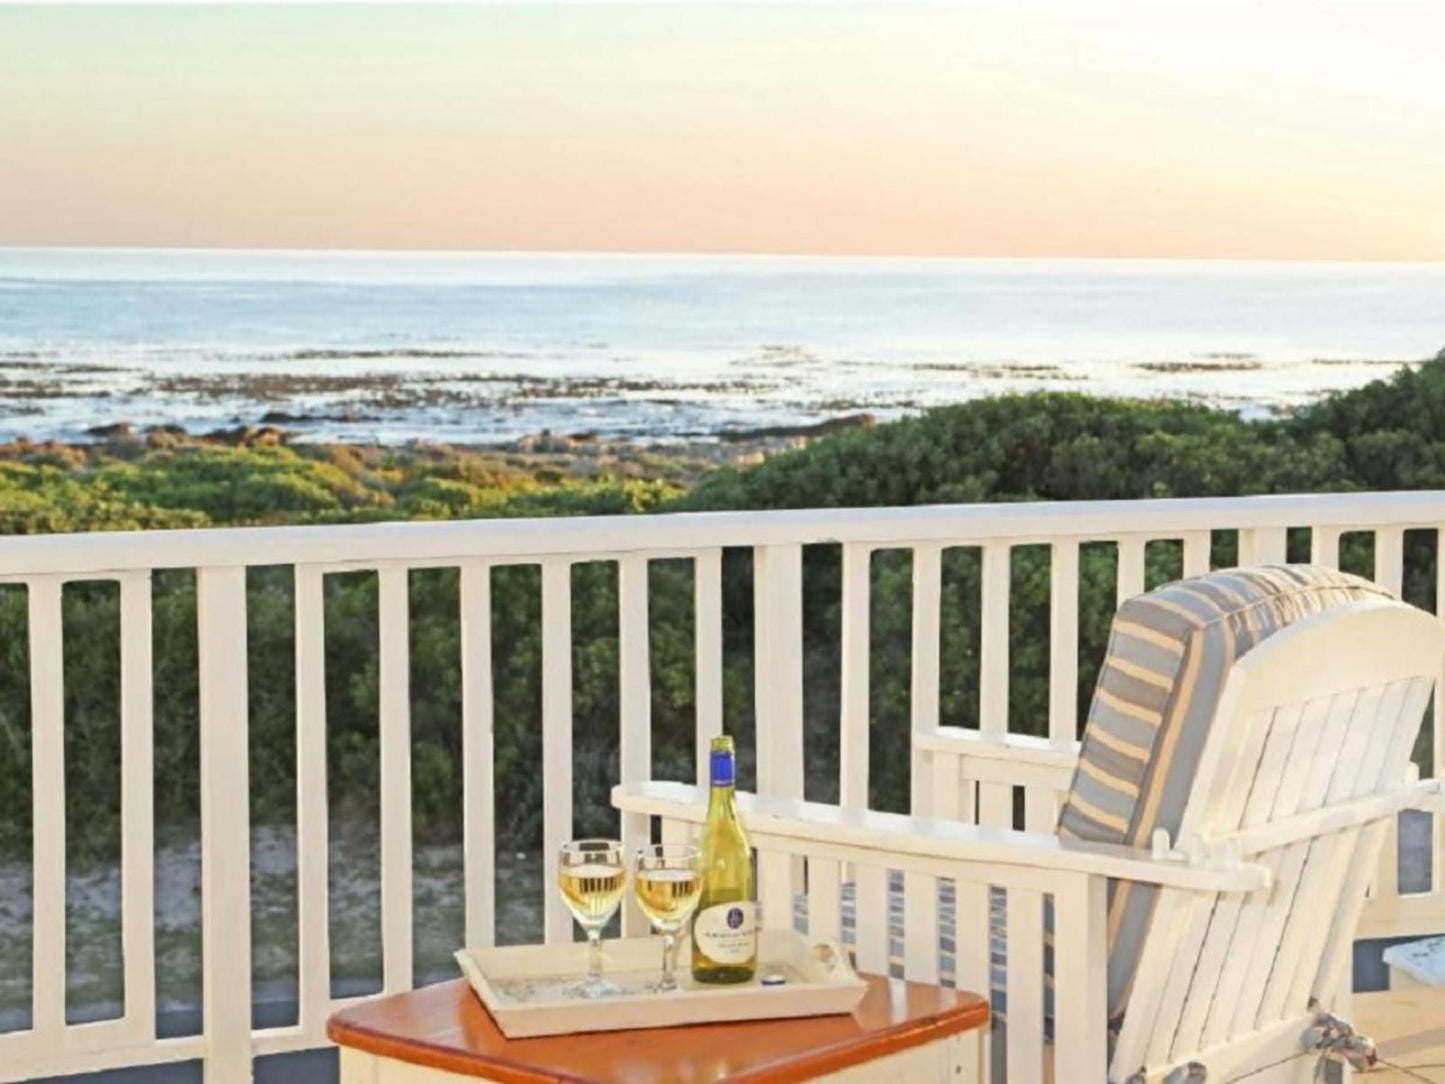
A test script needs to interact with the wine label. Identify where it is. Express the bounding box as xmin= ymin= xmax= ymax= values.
xmin=693 ymin=901 xmax=756 ymax=965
